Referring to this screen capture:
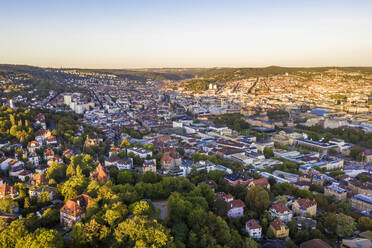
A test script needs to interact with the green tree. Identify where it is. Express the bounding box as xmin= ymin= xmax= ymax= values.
xmin=71 ymin=219 xmax=110 ymax=247
xmin=266 ymin=227 xmax=275 ymax=239
xmin=172 ymin=222 xmax=188 ymax=244
xmin=118 ymin=170 xmax=135 ymax=185
xmin=0 ymin=197 xmax=18 ymax=213
xmin=115 ymin=216 xmax=173 ymax=247
xmin=310 ymin=229 xmax=325 ymax=240
xmin=336 ymin=213 xmax=356 ymax=238
xmin=246 ymin=186 xmax=271 ymax=213
xmin=350 ymin=147 xmax=362 ymax=161
xmin=61 ymin=175 xmax=88 ymax=201
xmin=263 ymin=147 xmax=274 ymax=159
xmin=15 ymin=228 xmax=64 ymax=248
xmin=356 ymin=173 xmax=371 ymax=183
xmin=288 ymin=220 xmax=298 ymax=238
xmin=46 ymin=162 xmax=66 ymax=183
xmin=0 ymin=219 xmax=28 ymax=248
xmin=40 ymin=208 xmax=60 ymax=228
xmin=284 ymin=239 xmax=298 ymax=248
xmin=213 ymin=198 xmax=228 ymax=217
xmin=324 ymin=213 xmax=337 ymax=235
xmin=295 ymin=230 xmax=310 ymax=244
xmin=358 ymin=217 xmax=372 ymax=232
xmin=244 ymin=237 xmax=259 ymax=248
